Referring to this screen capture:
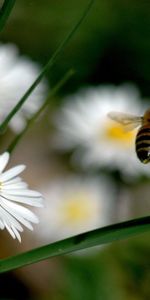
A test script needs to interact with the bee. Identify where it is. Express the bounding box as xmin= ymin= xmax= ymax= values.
xmin=107 ymin=109 xmax=150 ymax=164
